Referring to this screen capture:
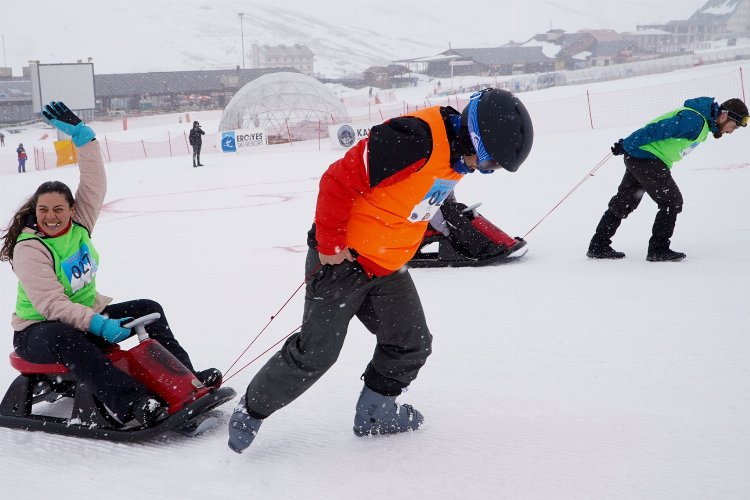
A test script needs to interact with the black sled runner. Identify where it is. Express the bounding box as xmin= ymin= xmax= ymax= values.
xmin=0 ymin=314 xmax=236 ymax=442
xmin=409 ymin=202 xmax=527 ymax=269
